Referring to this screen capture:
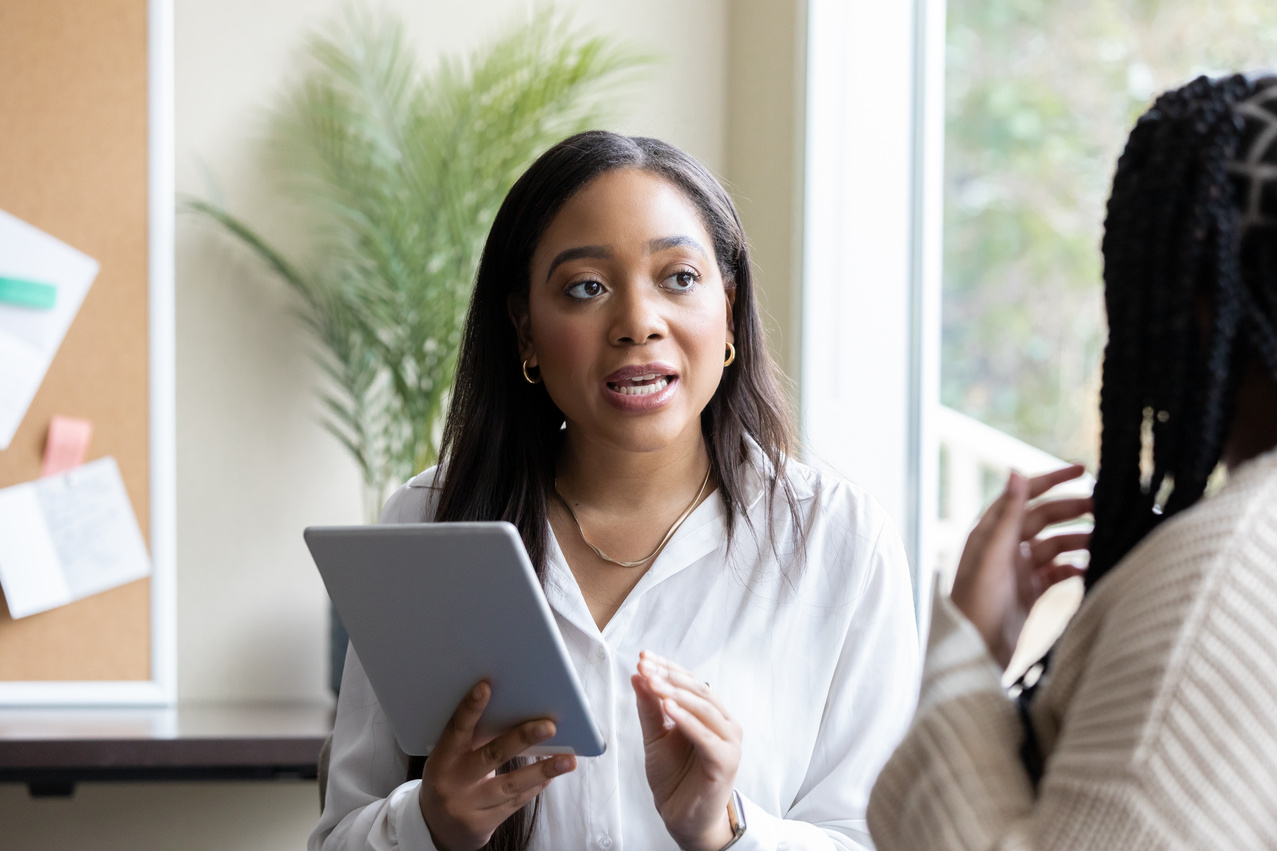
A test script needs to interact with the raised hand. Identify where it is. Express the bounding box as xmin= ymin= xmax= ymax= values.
xmin=418 ymin=681 xmax=577 ymax=851
xmin=950 ymin=465 xmax=1093 ymax=669
xmin=631 ymin=651 xmax=741 ymax=851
